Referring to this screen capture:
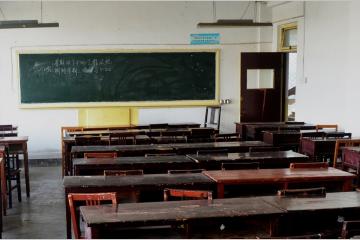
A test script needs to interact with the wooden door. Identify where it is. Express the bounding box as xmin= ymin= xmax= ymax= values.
xmin=240 ymin=52 xmax=287 ymax=122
